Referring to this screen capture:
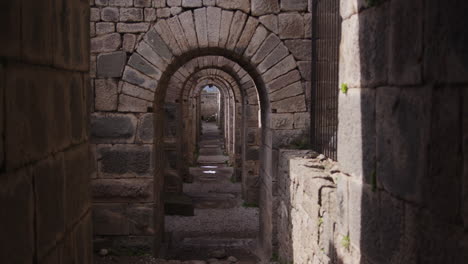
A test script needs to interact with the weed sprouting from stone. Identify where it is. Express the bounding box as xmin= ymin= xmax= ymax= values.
xmin=341 ymin=235 xmax=351 ymax=250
